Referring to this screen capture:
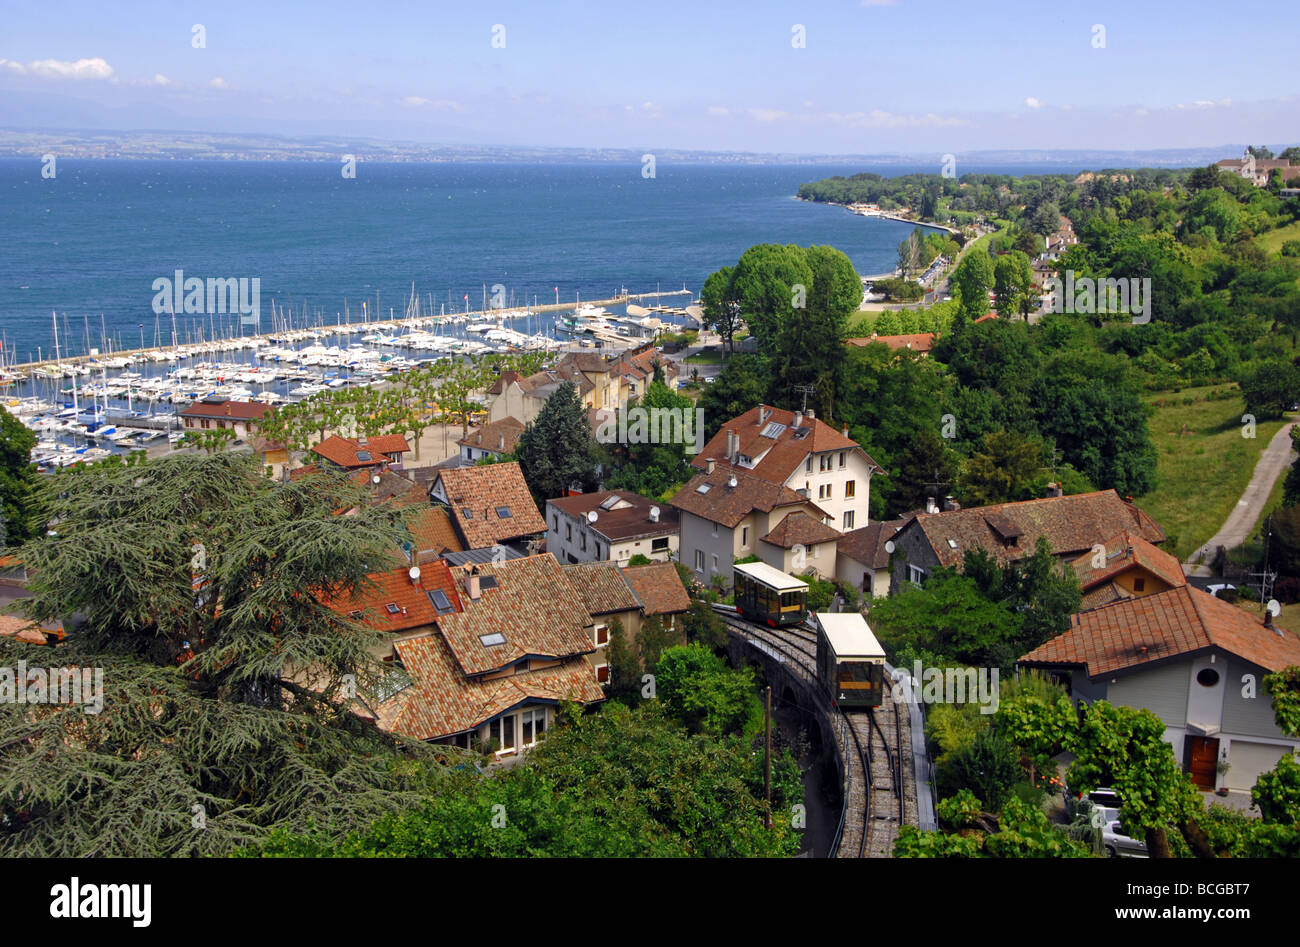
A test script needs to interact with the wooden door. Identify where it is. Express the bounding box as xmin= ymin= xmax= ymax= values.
xmin=1184 ymin=736 xmax=1219 ymax=790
